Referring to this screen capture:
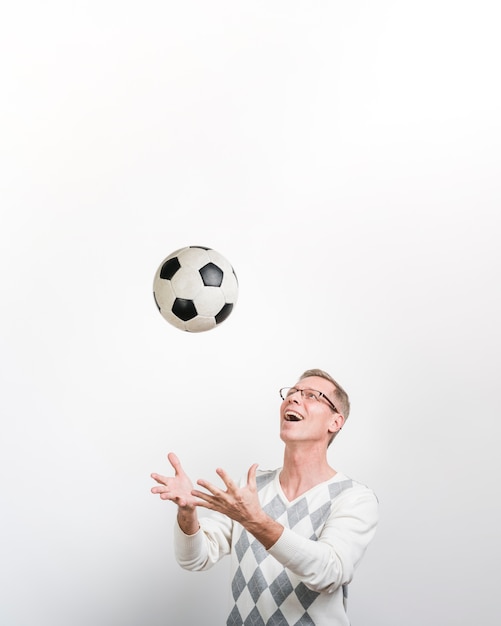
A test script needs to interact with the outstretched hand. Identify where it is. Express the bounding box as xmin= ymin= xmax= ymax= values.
xmin=192 ymin=463 xmax=265 ymax=527
xmin=151 ymin=452 xmax=198 ymax=509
